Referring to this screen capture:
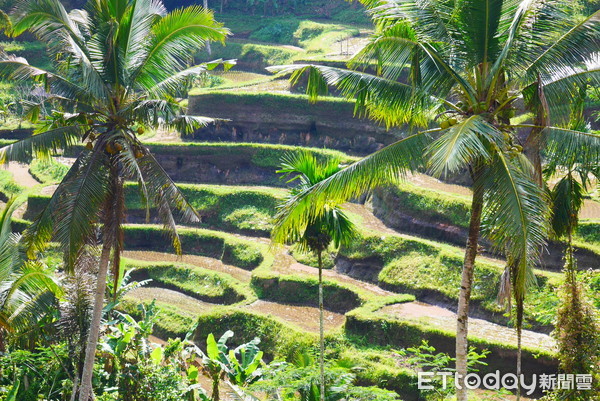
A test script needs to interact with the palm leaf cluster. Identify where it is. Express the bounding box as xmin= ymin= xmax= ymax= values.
xmin=0 ymin=200 xmax=61 ymax=342
xmin=269 ymin=1 xmax=600 ymax=397
xmin=0 ymin=0 xmax=232 ymax=269
xmin=270 ymin=0 xmax=600 ymax=317
xmin=273 ymin=151 xmax=356 ymax=252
